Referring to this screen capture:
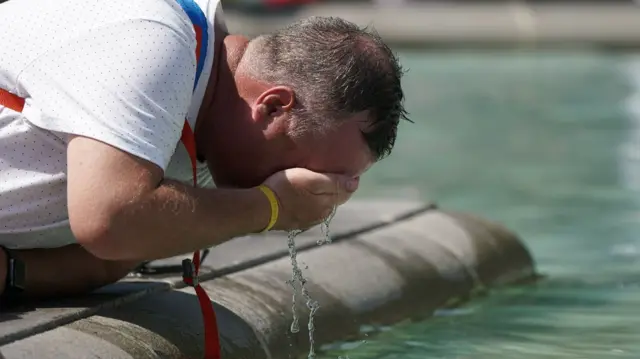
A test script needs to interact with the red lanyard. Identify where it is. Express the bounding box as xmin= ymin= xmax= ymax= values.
xmin=180 ymin=121 xmax=222 ymax=359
